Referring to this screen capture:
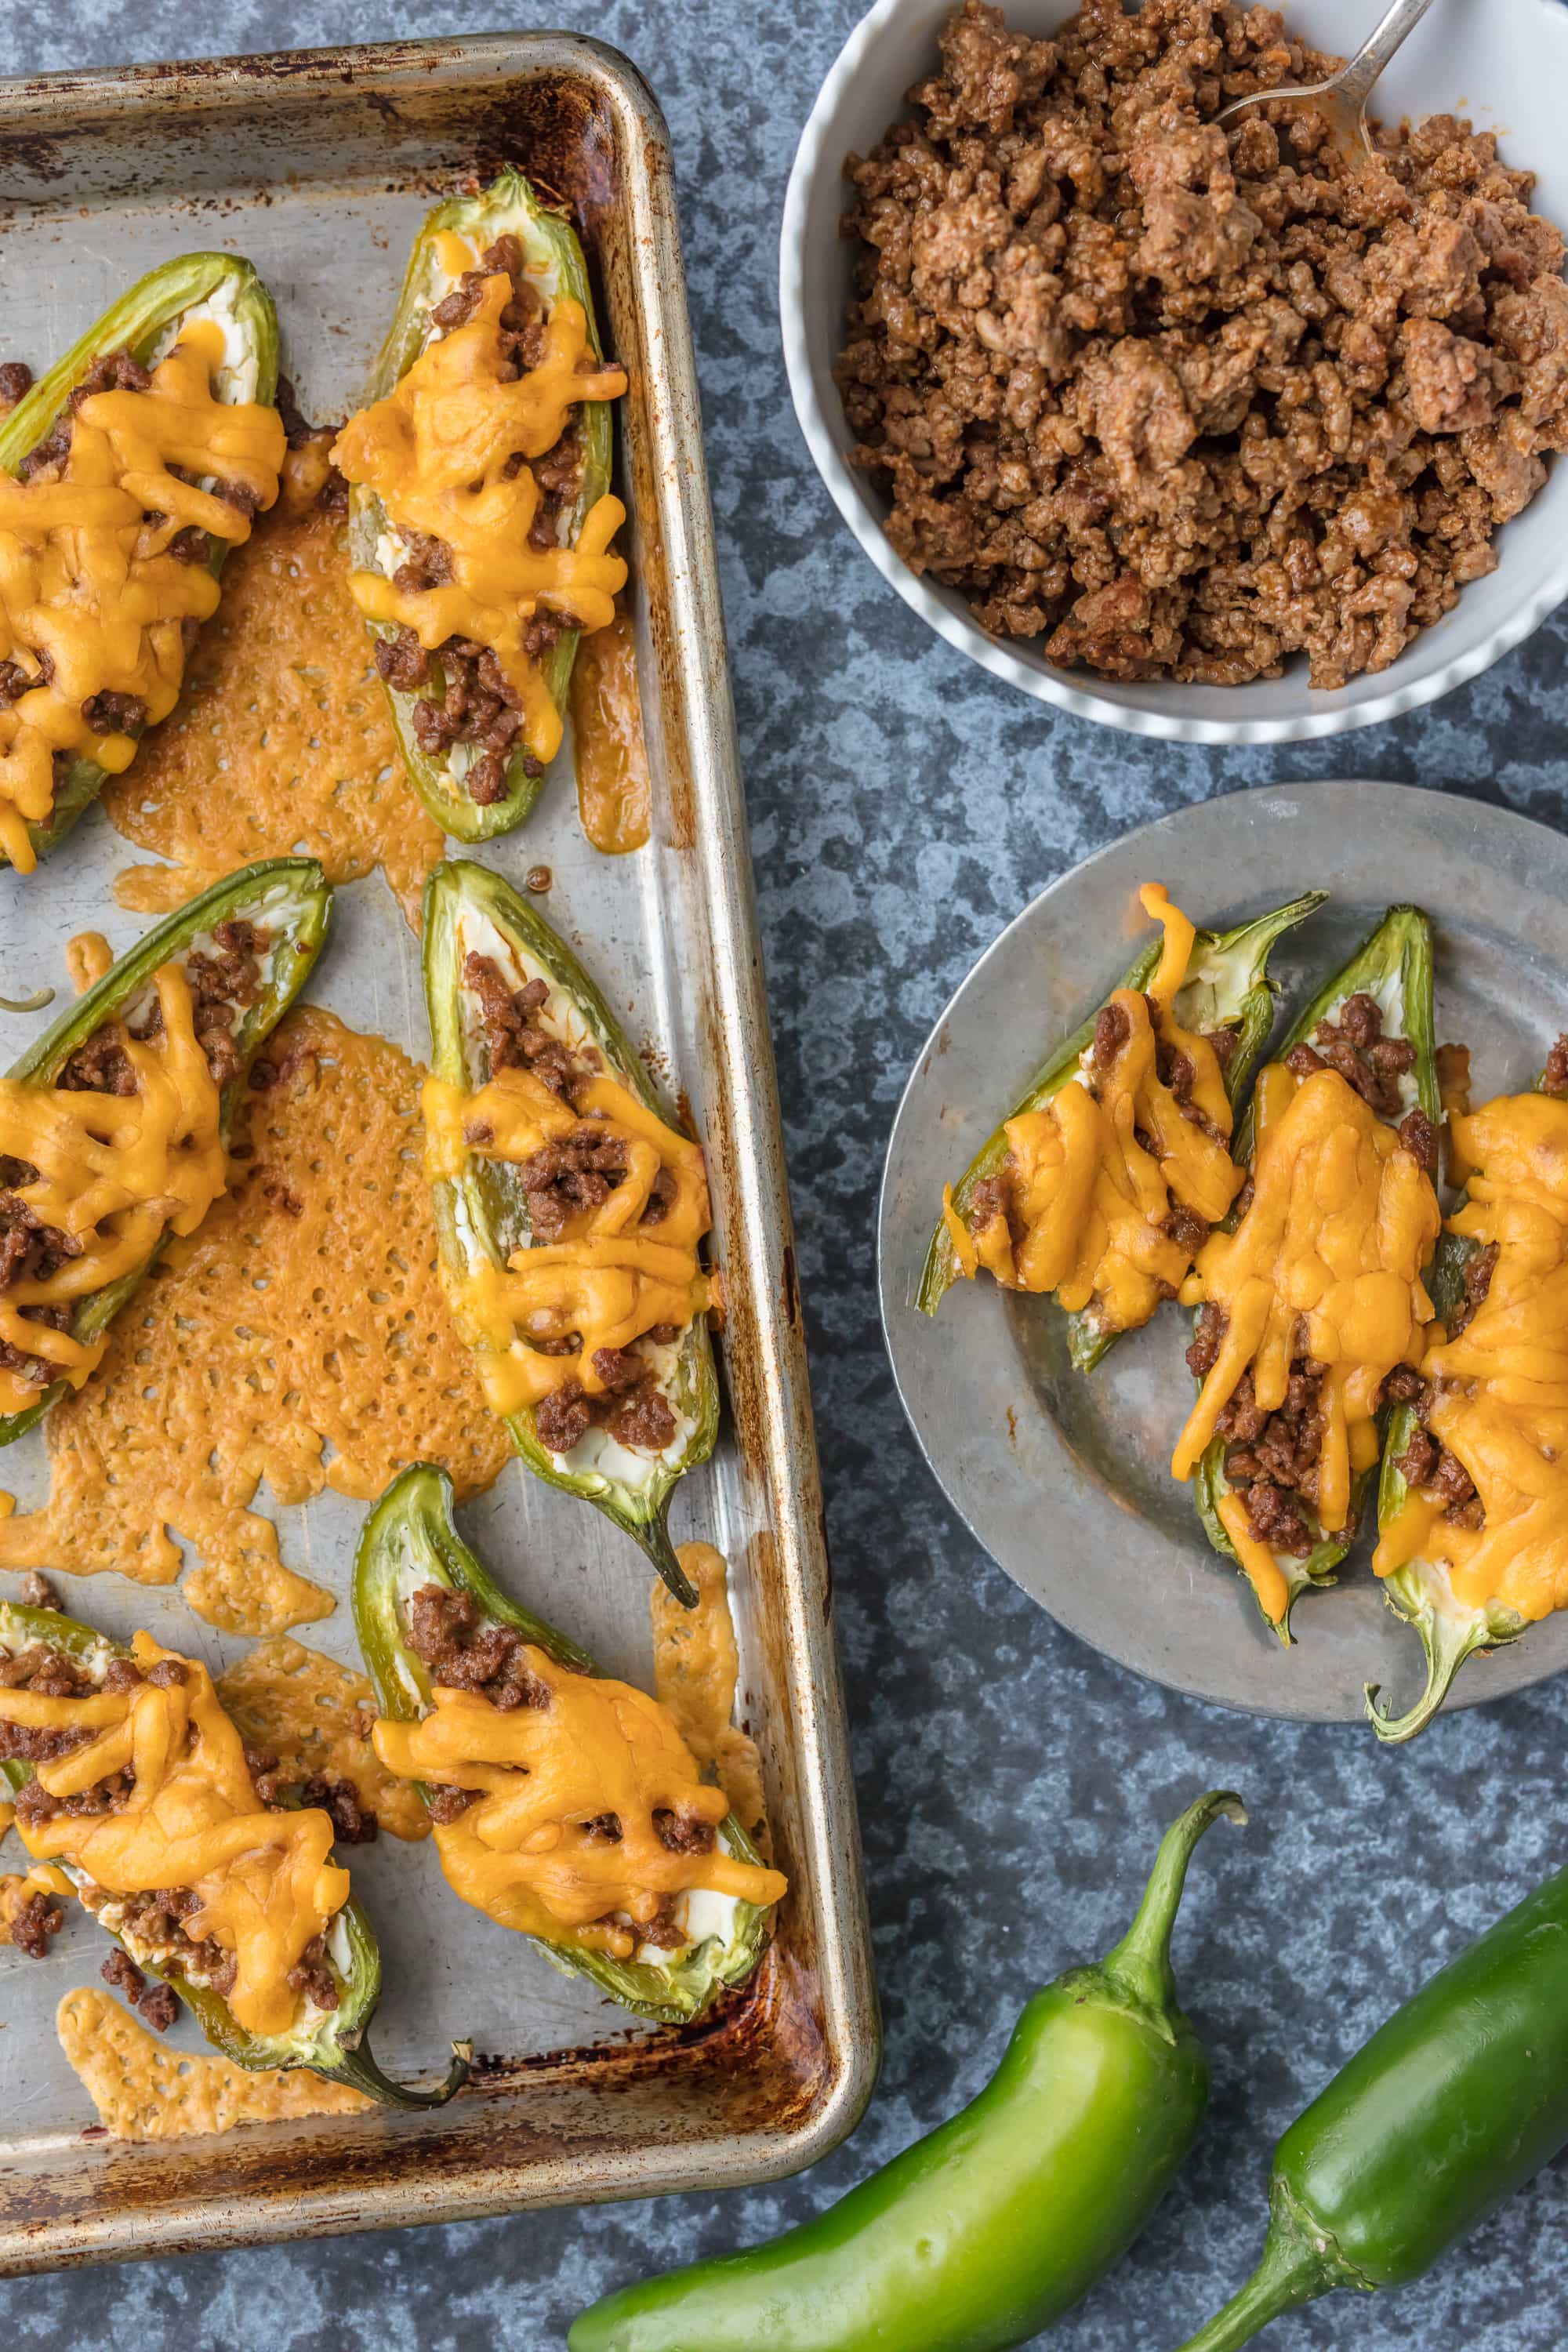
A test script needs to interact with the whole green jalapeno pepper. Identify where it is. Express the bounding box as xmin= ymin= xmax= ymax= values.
xmin=570 ymin=1789 xmax=1244 ymax=2352
xmin=1169 ymin=1853 xmax=1568 ymax=2350
xmin=1188 ymin=906 xmax=1439 ymax=1640
xmin=342 ymin=169 xmax=622 ymax=840
xmin=0 ymin=857 xmax=332 ymax=1447
xmin=0 ymin=1599 xmax=469 ymax=2107
xmin=353 ymin=1463 xmax=774 ymax=2023
xmin=920 ymin=893 xmax=1324 ymax=1370
xmin=0 ymin=253 xmax=281 ymax=872
xmin=422 ymin=858 xmax=720 ymax=1604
